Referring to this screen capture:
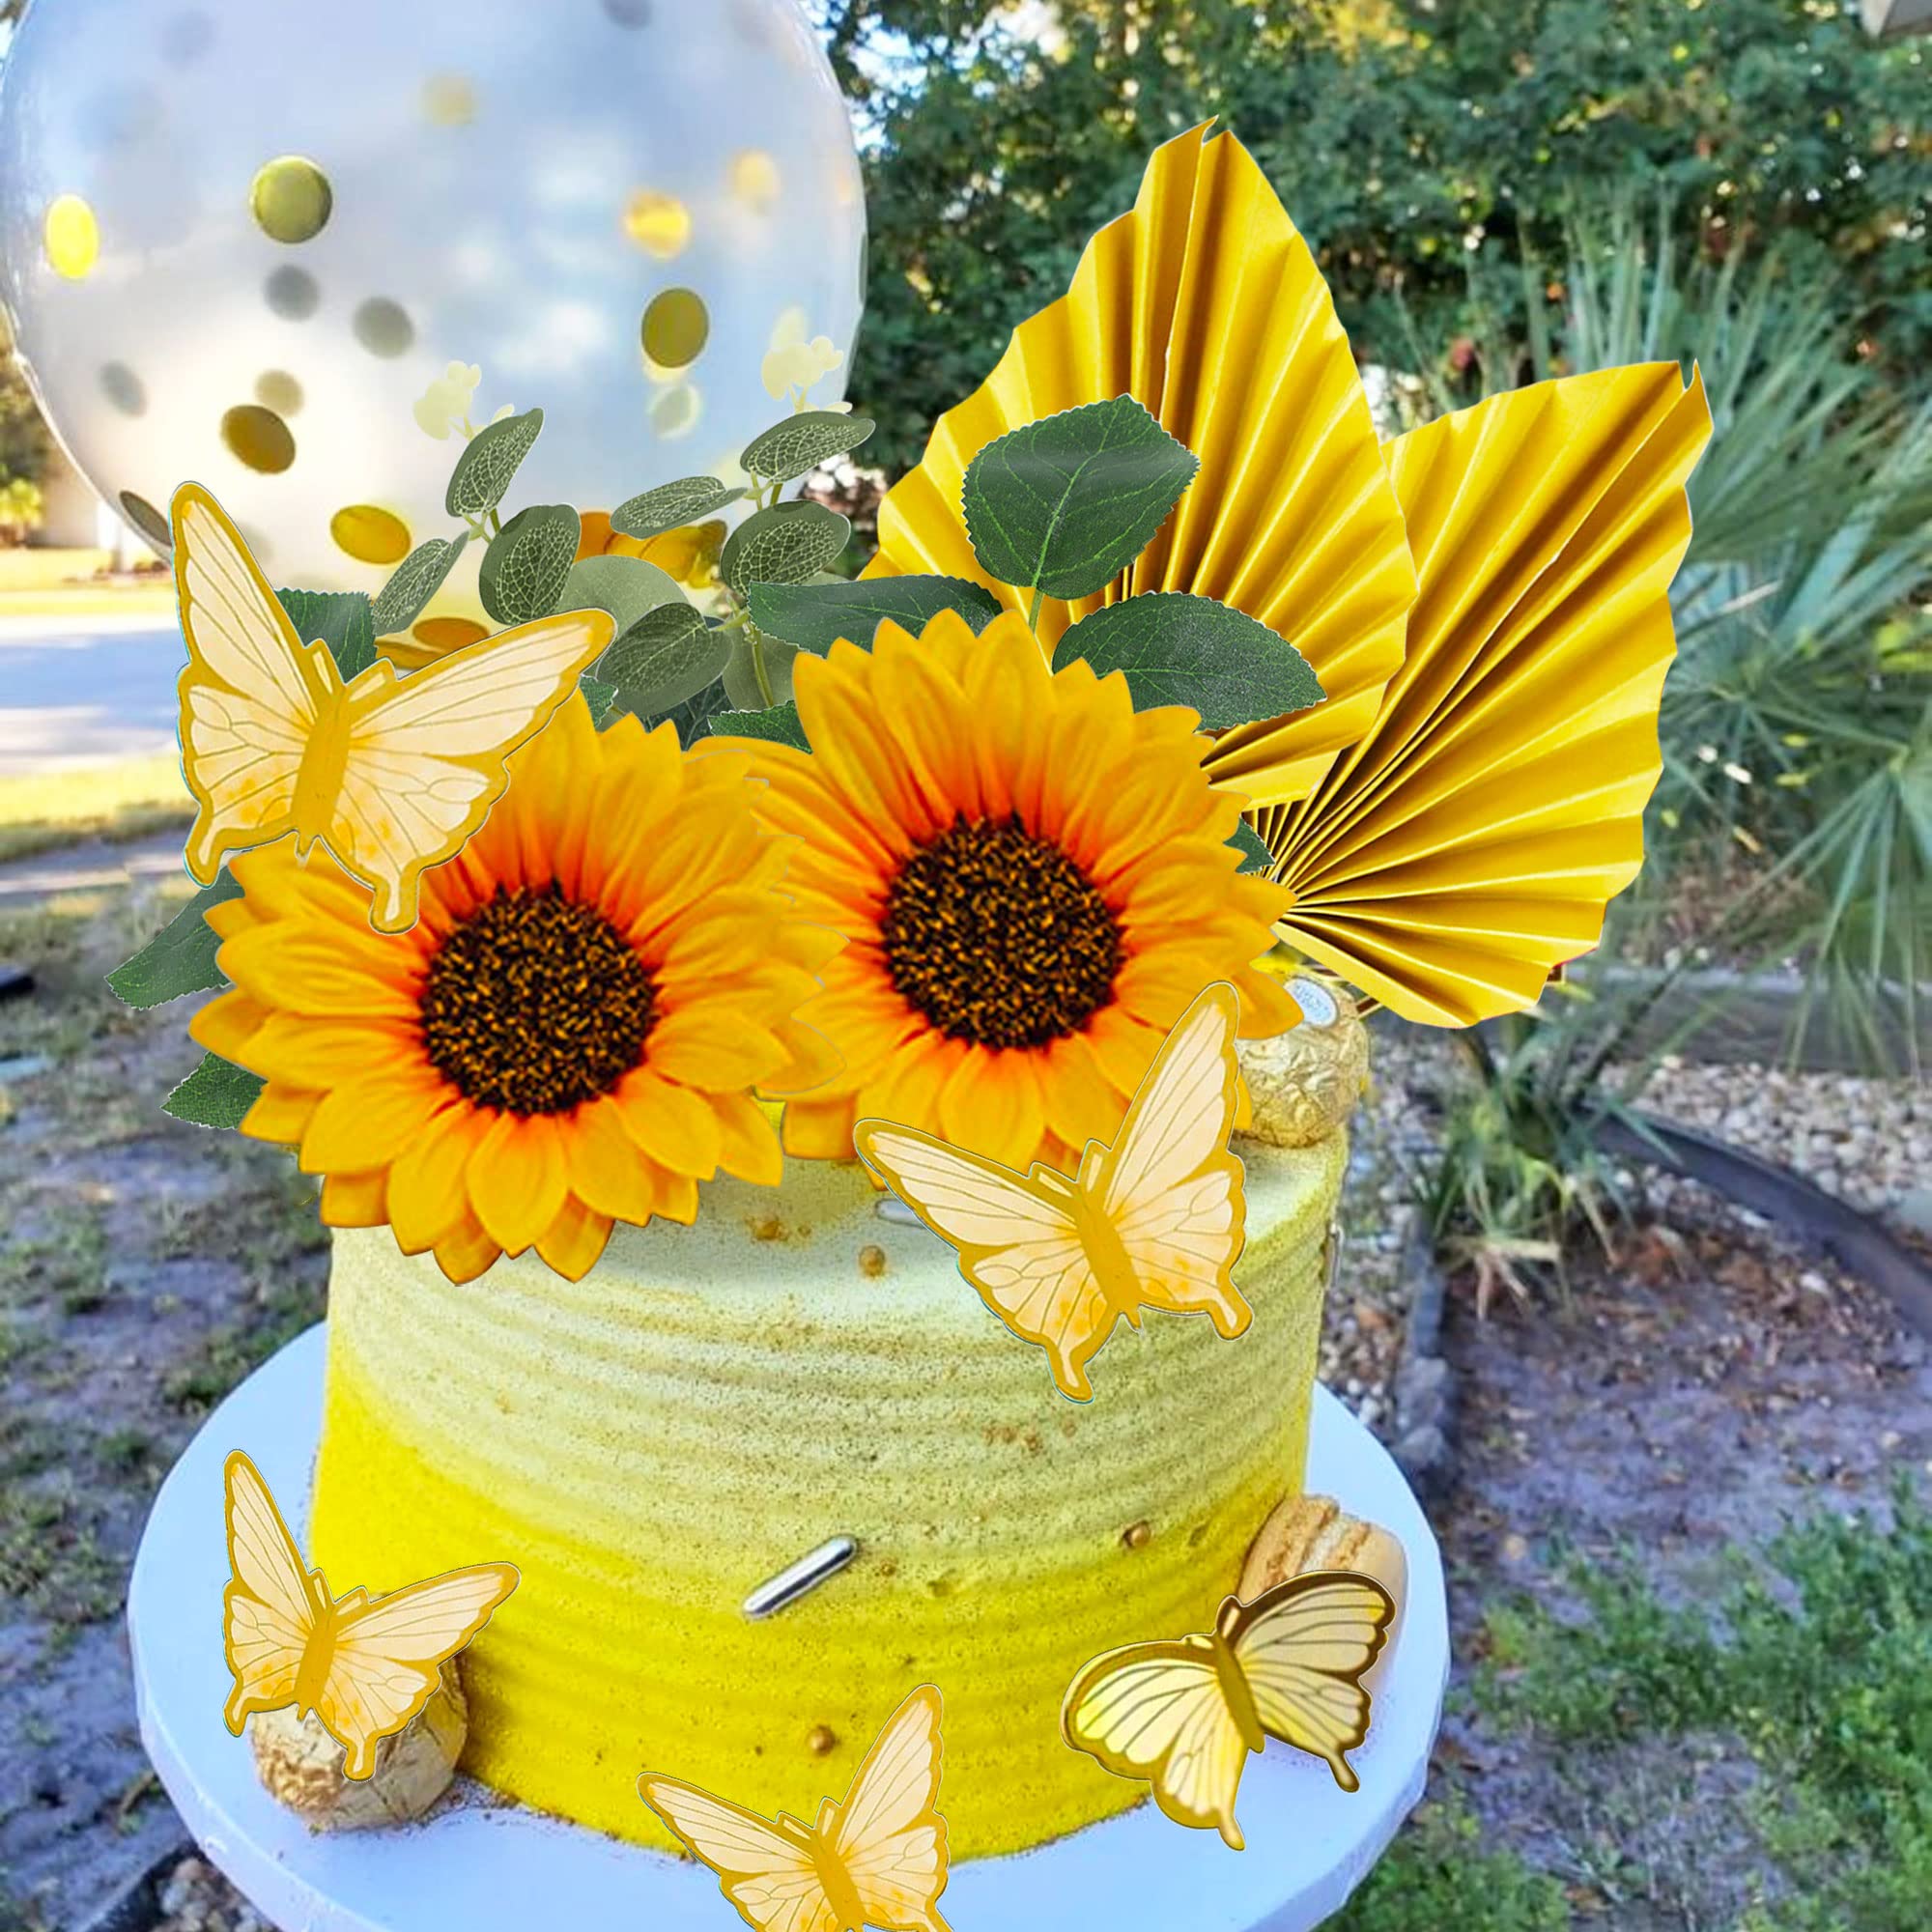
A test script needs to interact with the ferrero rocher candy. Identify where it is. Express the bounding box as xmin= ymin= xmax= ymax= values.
xmin=1236 ymin=971 xmax=1370 ymax=1147
xmin=1239 ymin=1493 xmax=1407 ymax=1683
xmin=249 ymin=1662 xmax=468 ymax=1830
